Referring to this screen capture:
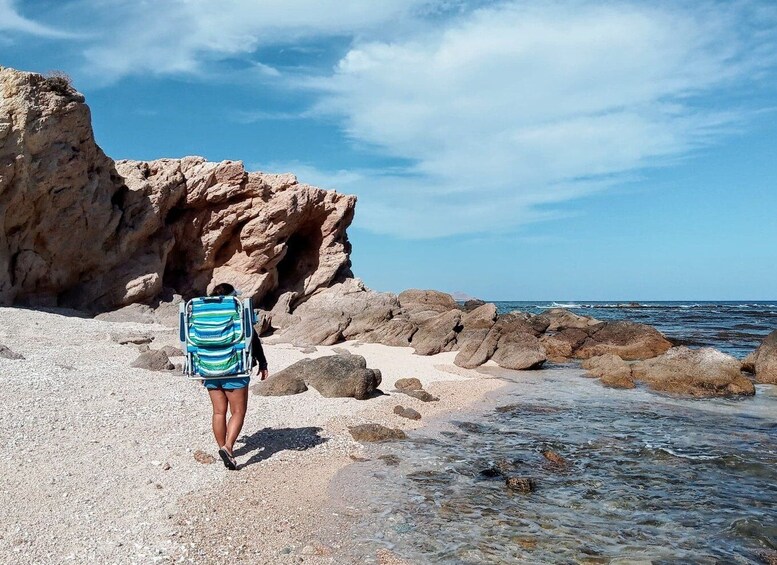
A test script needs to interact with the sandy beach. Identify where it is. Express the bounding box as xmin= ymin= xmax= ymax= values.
xmin=0 ymin=307 xmax=503 ymax=564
